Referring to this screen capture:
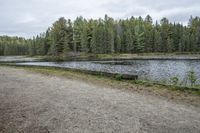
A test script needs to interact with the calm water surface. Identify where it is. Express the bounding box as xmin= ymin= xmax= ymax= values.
xmin=0 ymin=56 xmax=37 ymax=62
